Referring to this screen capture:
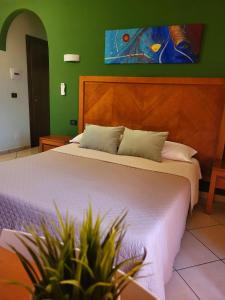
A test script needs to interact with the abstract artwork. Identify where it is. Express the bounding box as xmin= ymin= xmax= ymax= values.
xmin=104 ymin=24 xmax=204 ymax=64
